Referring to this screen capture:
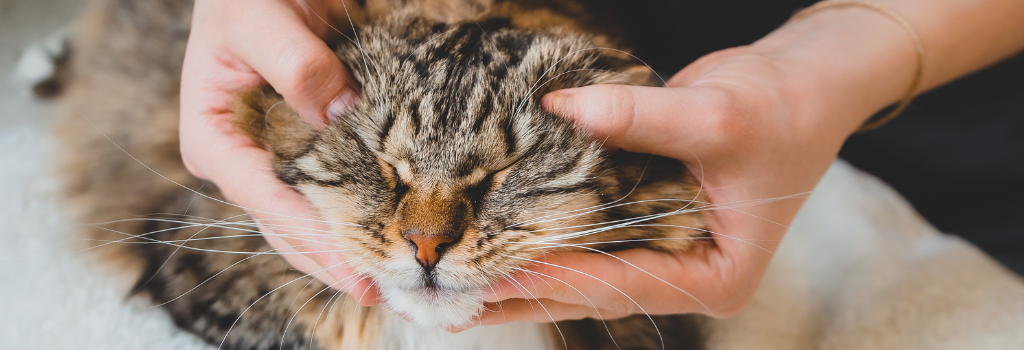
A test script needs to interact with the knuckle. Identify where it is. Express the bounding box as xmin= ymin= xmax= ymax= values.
xmin=702 ymin=89 xmax=754 ymax=147
xmin=180 ymin=153 xmax=207 ymax=180
xmin=590 ymin=84 xmax=637 ymax=137
xmin=277 ymin=45 xmax=339 ymax=99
